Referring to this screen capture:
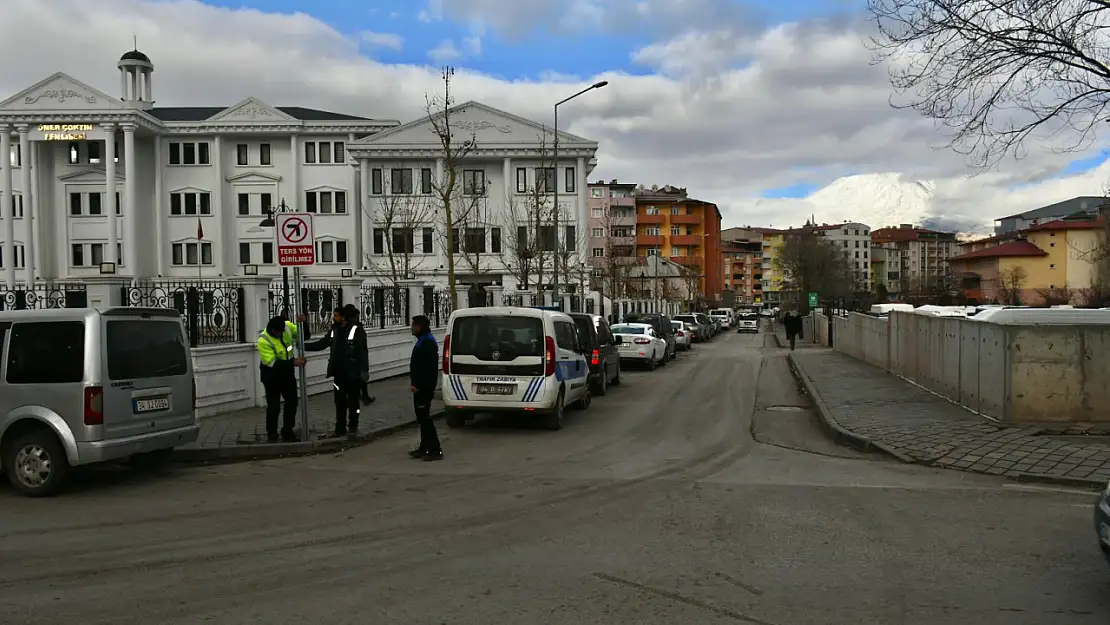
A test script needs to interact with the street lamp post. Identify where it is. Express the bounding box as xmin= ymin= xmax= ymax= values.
xmin=552 ymin=80 xmax=608 ymax=307
xmin=260 ymin=198 xmax=293 ymax=313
